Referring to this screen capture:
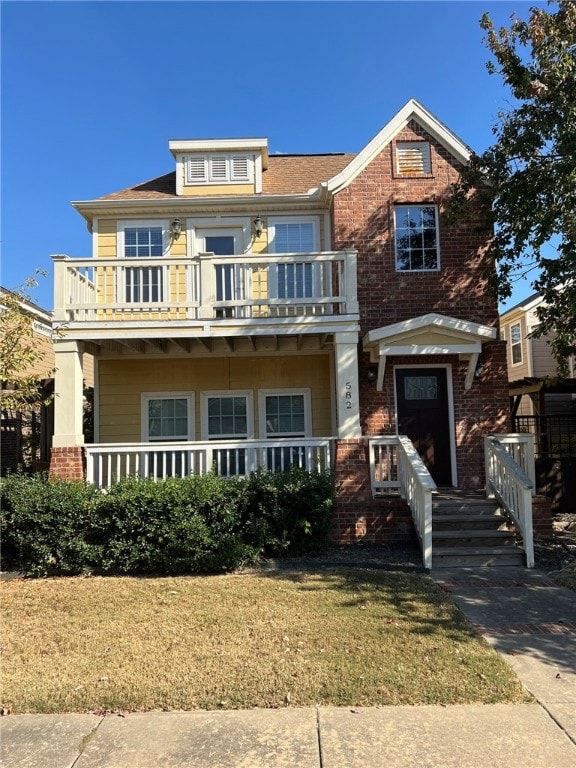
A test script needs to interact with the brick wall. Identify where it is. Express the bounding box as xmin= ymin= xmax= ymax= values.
xmin=49 ymin=446 xmax=85 ymax=481
xmin=332 ymin=120 xmax=510 ymax=491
